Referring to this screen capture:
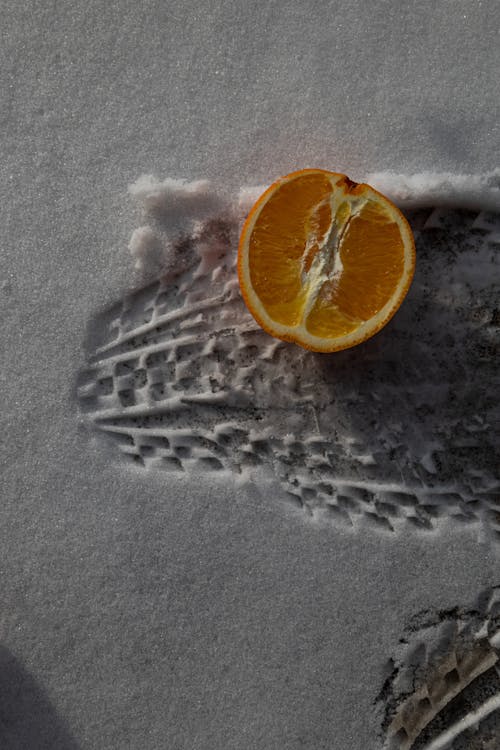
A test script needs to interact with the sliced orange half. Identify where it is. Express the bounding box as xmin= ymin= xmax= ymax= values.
xmin=238 ymin=169 xmax=415 ymax=352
